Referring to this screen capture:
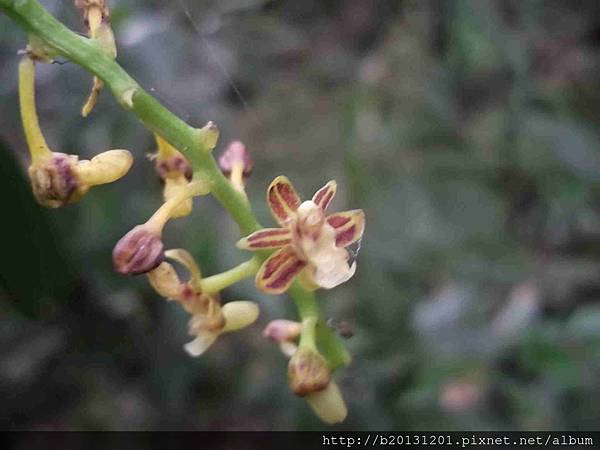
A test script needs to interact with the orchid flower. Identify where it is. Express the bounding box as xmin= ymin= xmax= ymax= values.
xmin=147 ymin=249 xmax=259 ymax=357
xmin=237 ymin=176 xmax=365 ymax=294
